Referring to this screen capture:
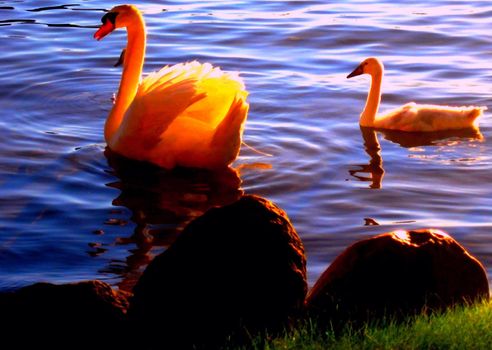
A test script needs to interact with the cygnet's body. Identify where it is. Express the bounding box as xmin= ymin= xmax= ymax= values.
xmin=347 ymin=57 xmax=485 ymax=132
